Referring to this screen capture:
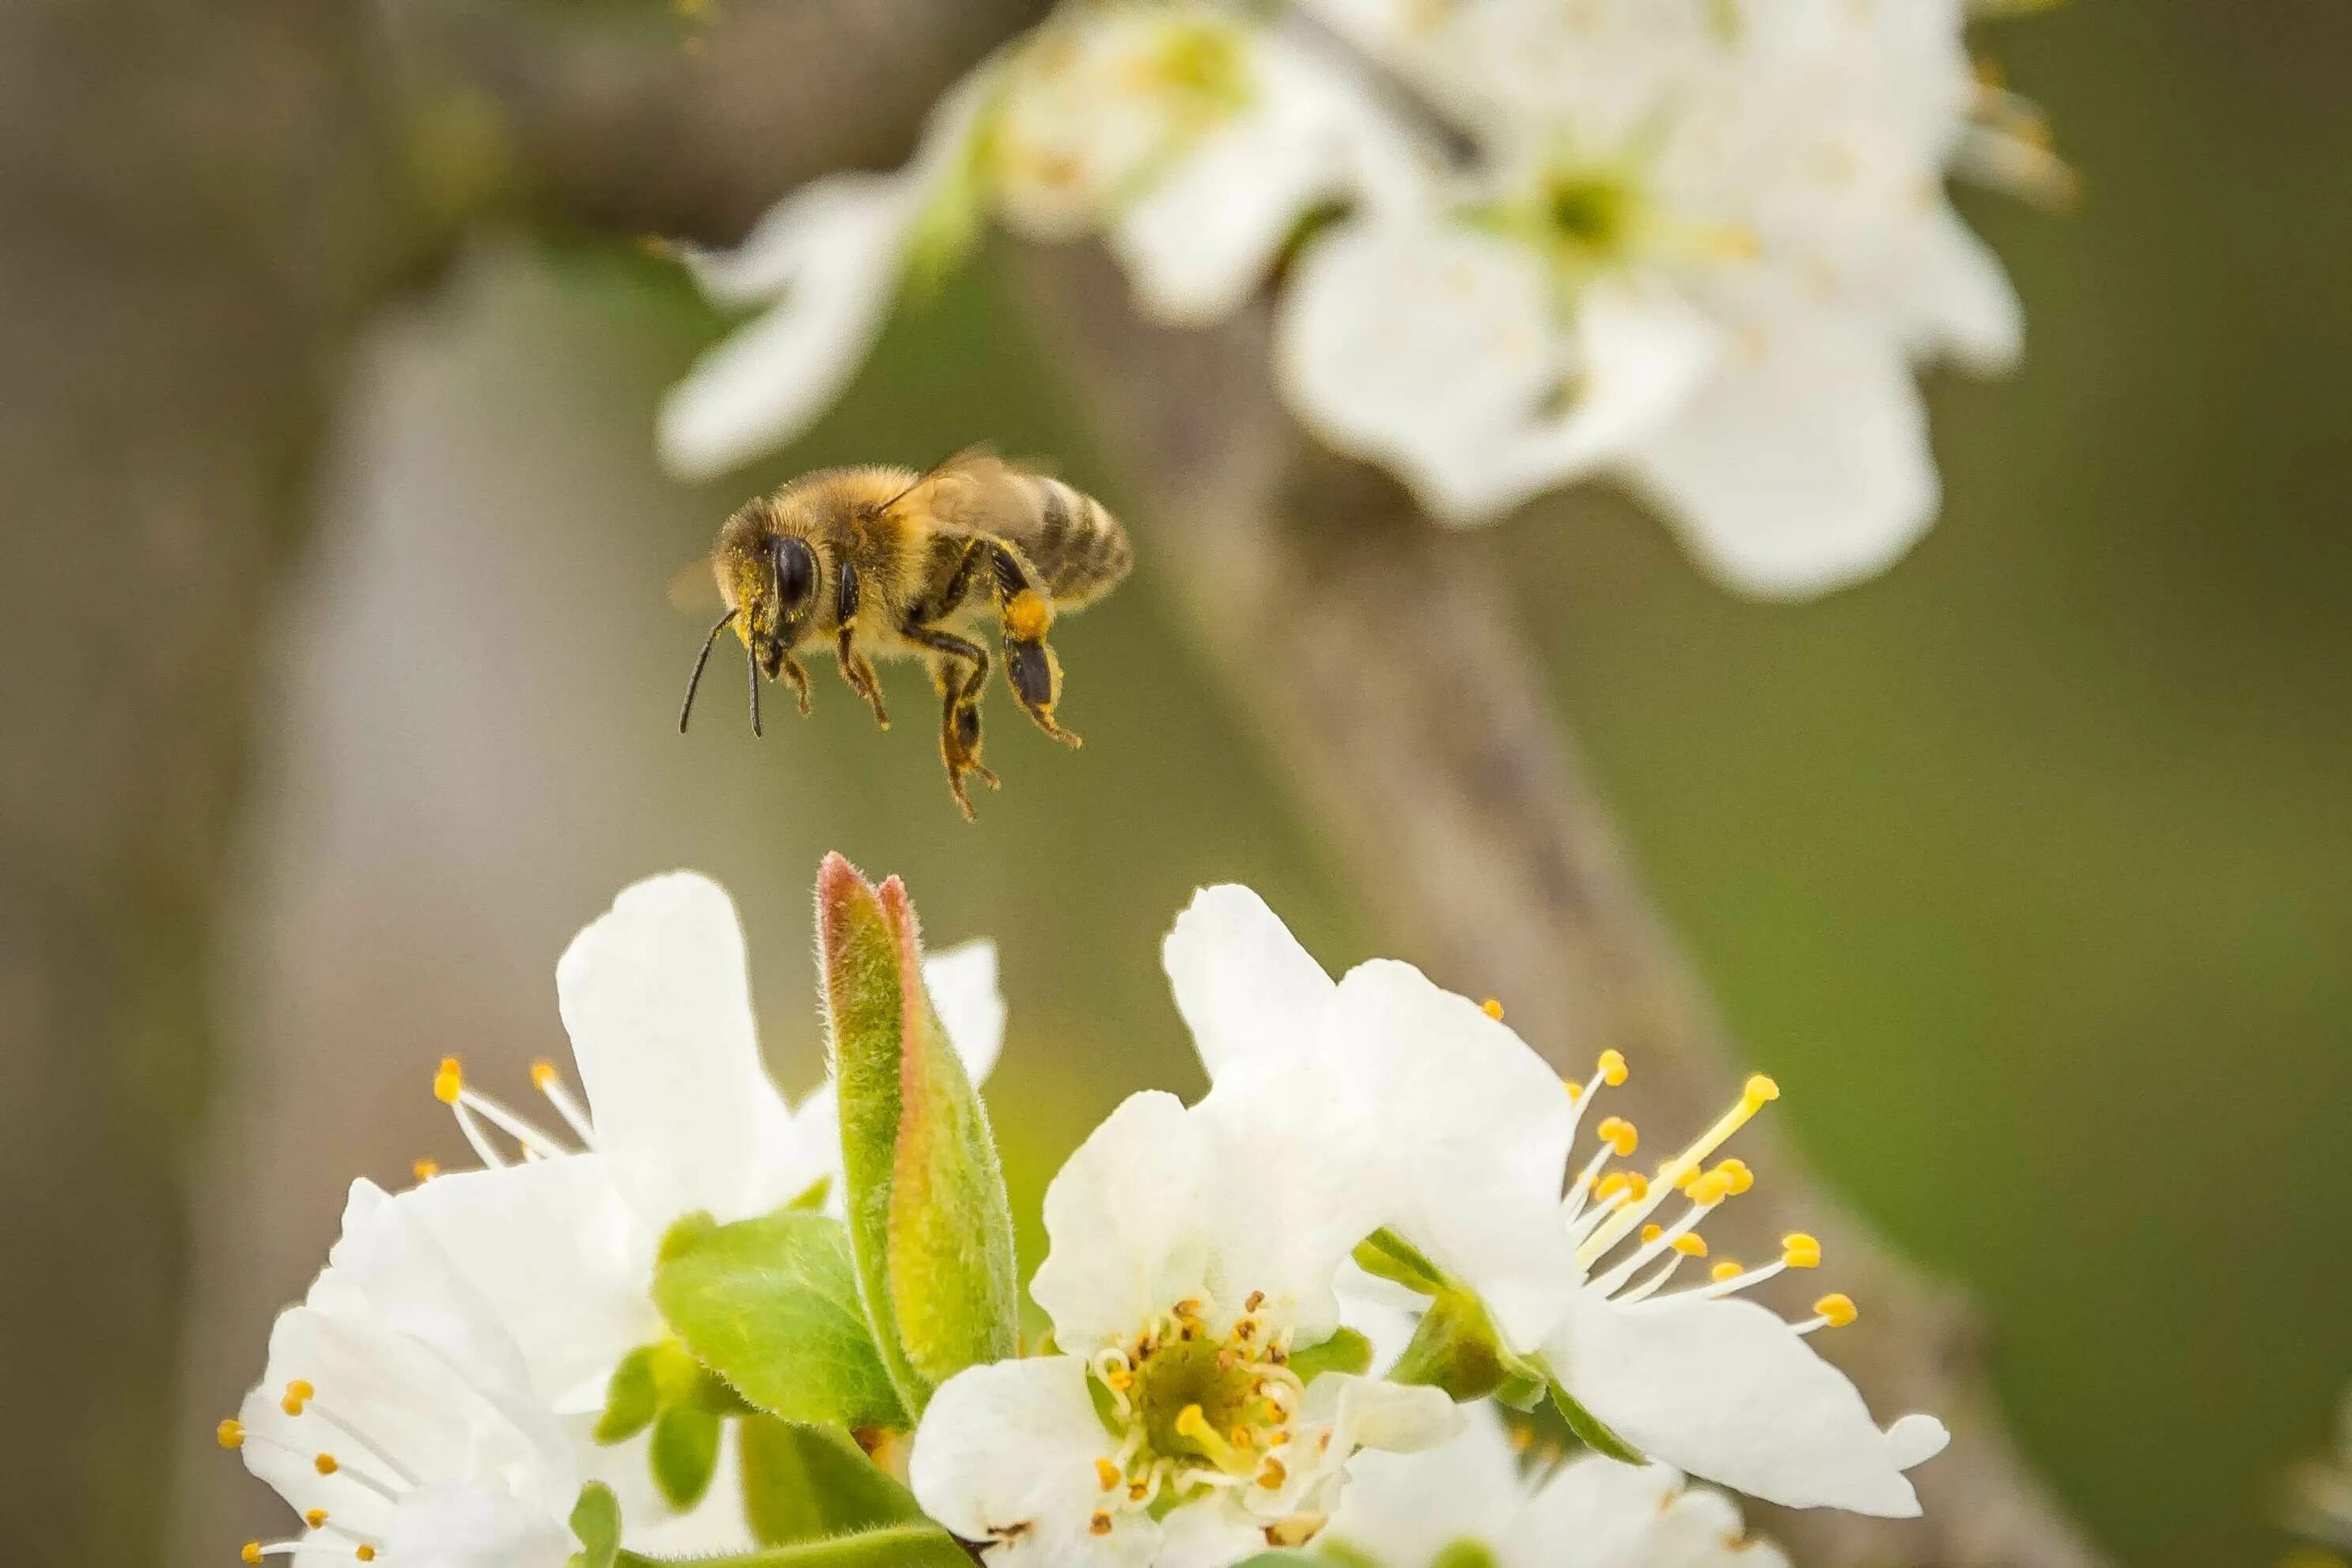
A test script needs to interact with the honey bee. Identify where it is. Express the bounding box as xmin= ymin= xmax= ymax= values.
xmin=677 ymin=449 xmax=1133 ymax=817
